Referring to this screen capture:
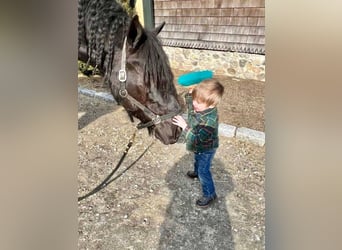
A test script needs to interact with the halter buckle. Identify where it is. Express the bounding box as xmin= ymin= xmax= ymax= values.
xmin=118 ymin=69 xmax=126 ymax=82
